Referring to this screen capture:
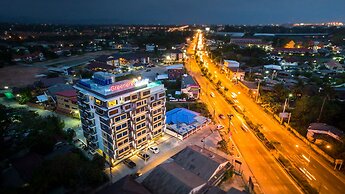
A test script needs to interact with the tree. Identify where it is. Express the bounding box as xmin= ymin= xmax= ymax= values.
xmin=216 ymin=80 xmax=222 ymax=87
